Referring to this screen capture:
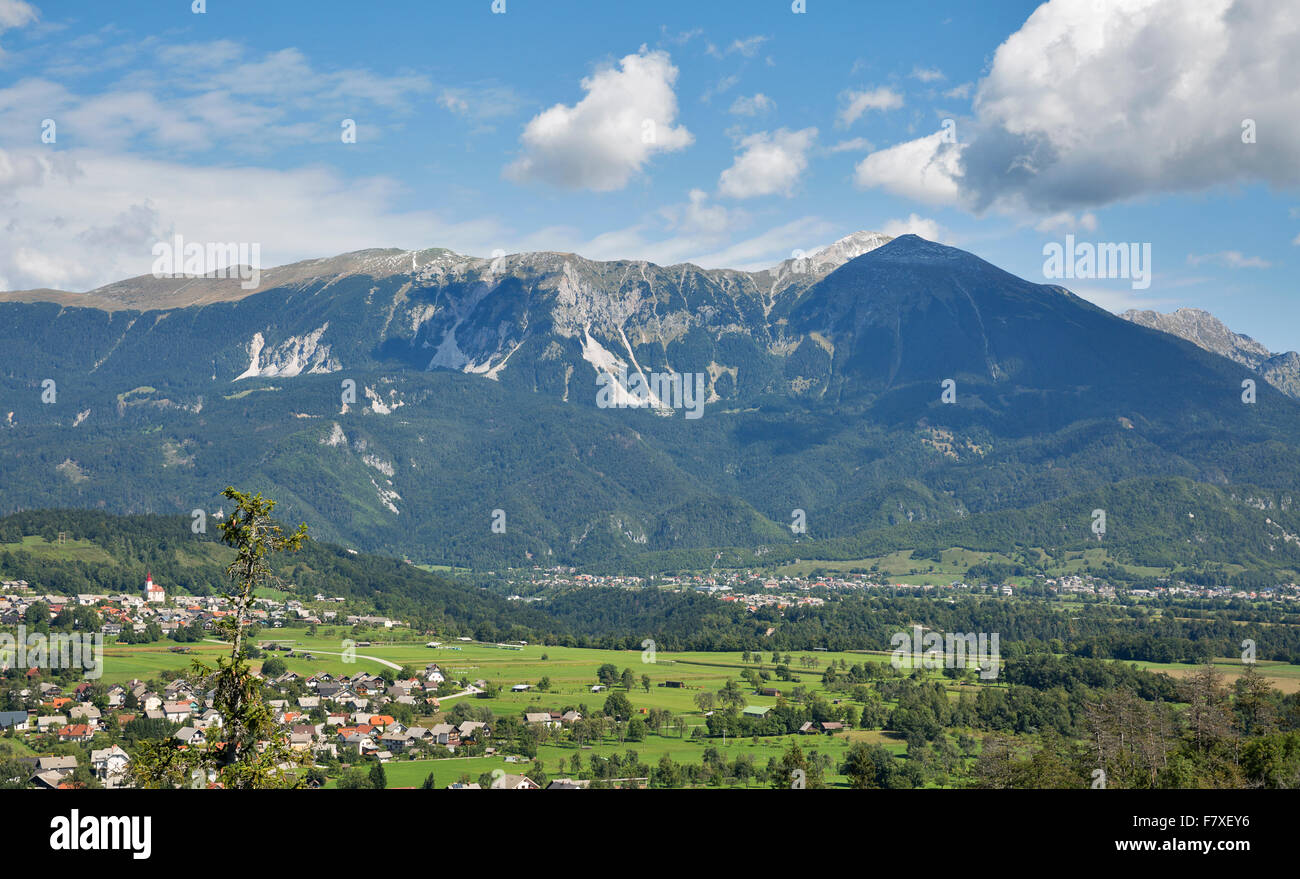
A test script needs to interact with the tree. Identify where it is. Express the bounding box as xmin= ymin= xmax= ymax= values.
xmin=640 ymin=673 xmax=651 ymax=692
xmin=337 ymin=767 xmax=372 ymax=789
xmin=128 ymin=487 xmax=308 ymax=790
xmin=651 ymin=753 xmax=681 ymax=788
xmin=1234 ymin=664 xmax=1276 ymax=737
xmin=627 ymin=716 xmax=647 ymax=741
xmin=717 ymin=679 xmax=747 ymax=711
xmin=841 ymin=741 xmax=895 ymax=789
xmin=603 ymin=691 xmax=633 ymax=720
xmin=693 ymin=691 xmax=715 ymax=713
xmin=771 ymin=742 xmax=824 ymax=789
xmin=1182 ymin=663 xmax=1233 ymax=753
xmin=1240 ymin=731 xmax=1300 ymax=788
xmin=369 ymin=761 xmax=387 ymax=790
xmin=596 ymin=663 xmax=619 ymax=688
xmin=620 ymin=668 xmax=636 ymax=691
xmin=260 ymin=656 xmax=288 ymax=677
